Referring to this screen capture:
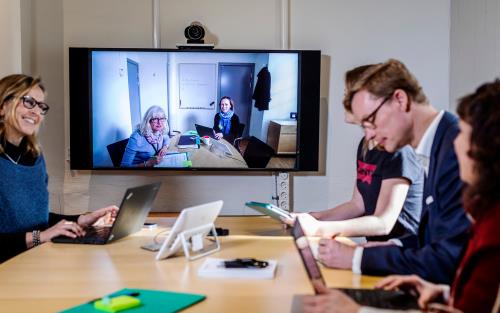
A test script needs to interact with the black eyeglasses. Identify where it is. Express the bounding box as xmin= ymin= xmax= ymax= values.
xmin=360 ymin=94 xmax=391 ymax=130
xmin=21 ymin=96 xmax=50 ymax=115
xmin=150 ymin=117 xmax=166 ymax=123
